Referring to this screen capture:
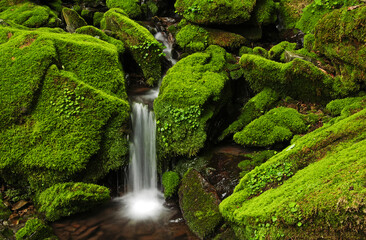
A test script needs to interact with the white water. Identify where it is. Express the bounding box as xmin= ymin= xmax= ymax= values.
xmin=120 ymin=29 xmax=177 ymax=221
